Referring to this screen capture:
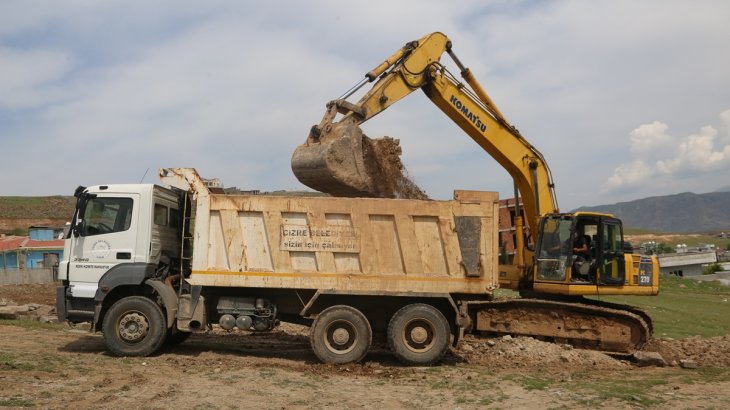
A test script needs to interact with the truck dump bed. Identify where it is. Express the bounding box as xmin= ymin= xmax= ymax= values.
xmin=161 ymin=168 xmax=500 ymax=296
